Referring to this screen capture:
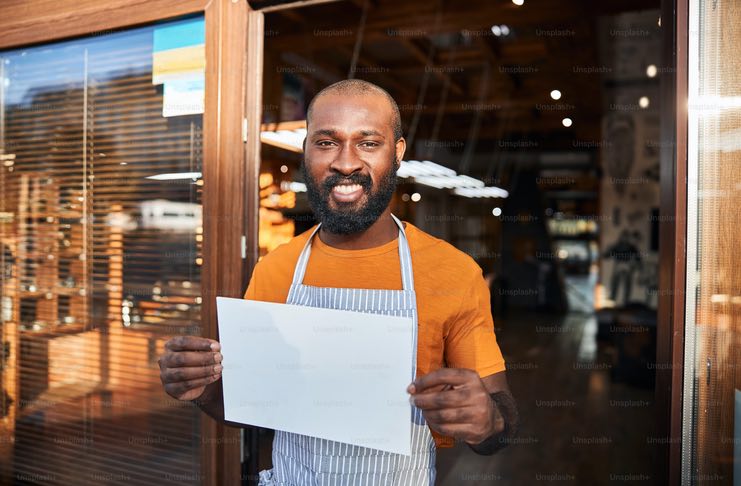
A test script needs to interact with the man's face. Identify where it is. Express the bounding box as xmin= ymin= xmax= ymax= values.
xmin=301 ymin=92 xmax=403 ymax=235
